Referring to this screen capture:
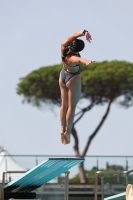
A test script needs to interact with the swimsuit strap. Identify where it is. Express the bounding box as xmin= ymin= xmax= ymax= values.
xmin=61 ymin=53 xmax=81 ymax=68
xmin=62 ymin=53 xmax=80 ymax=61
xmin=65 ymin=53 xmax=81 ymax=57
